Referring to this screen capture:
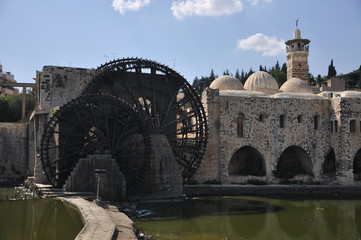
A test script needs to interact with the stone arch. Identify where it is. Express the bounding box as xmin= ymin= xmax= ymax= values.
xmin=228 ymin=146 xmax=266 ymax=176
xmin=323 ymin=148 xmax=336 ymax=175
xmin=274 ymin=145 xmax=312 ymax=179
xmin=353 ymin=149 xmax=361 ymax=181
